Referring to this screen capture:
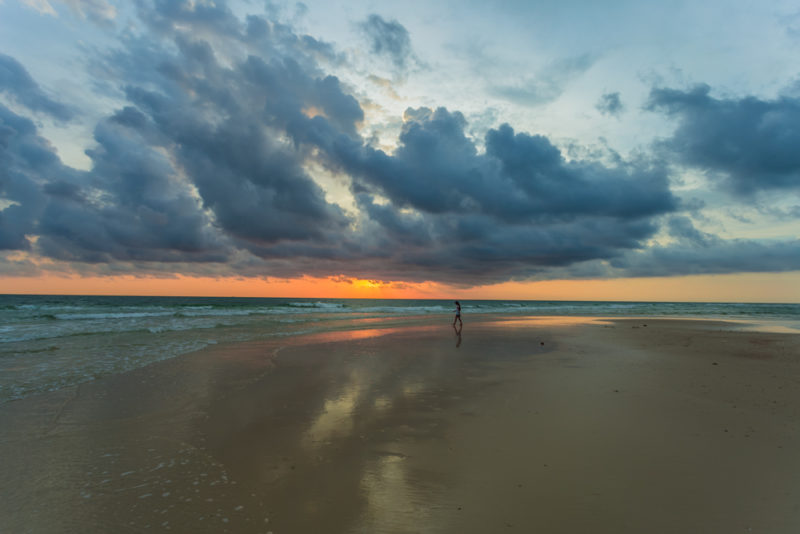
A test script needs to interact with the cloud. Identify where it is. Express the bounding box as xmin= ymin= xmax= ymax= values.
xmin=359 ymin=14 xmax=414 ymax=71
xmin=22 ymin=0 xmax=116 ymax=25
xmin=0 ymin=54 xmax=74 ymax=120
xmin=294 ymin=106 xmax=677 ymax=283
xmin=491 ymin=53 xmax=596 ymax=107
xmin=0 ymin=105 xmax=50 ymax=249
xmin=13 ymin=1 xmax=364 ymax=266
xmin=131 ymin=0 xmax=253 ymax=43
xmin=61 ymin=0 xmax=116 ymax=26
xmin=0 ymin=96 xmax=229 ymax=262
xmin=245 ymin=15 xmax=342 ymax=67
xmin=323 ymin=107 xmax=675 ymax=223
xmin=36 ymin=111 xmax=229 ymax=263
xmin=34 ymin=15 xmax=362 ymax=261
xmin=647 ymin=84 xmax=800 ymax=195
xmin=368 ymin=75 xmax=401 ymax=100
xmin=665 ymin=215 xmax=718 ymax=246
xmin=596 ymin=91 xmax=623 ymax=116
xmin=616 ymin=238 xmax=800 ymax=277
xmin=21 ymin=0 xmax=57 ymax=16
xmin=607 ymin=215 xmax=800 ymax=277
